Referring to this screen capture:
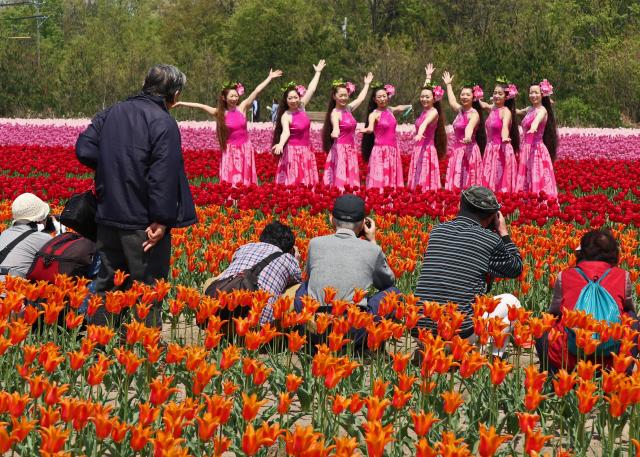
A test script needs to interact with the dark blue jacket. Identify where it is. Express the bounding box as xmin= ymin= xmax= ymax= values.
xmin=76 ymin=93 xmax=197 ymax=230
